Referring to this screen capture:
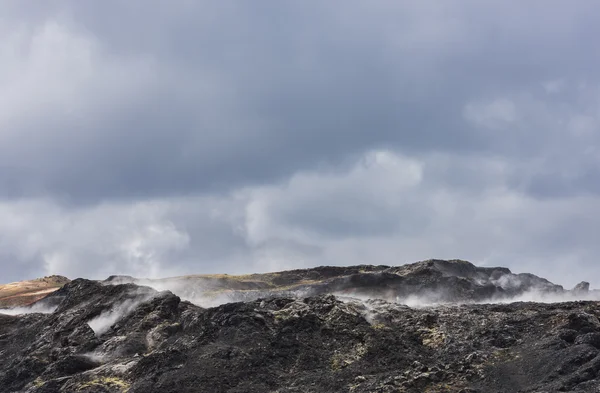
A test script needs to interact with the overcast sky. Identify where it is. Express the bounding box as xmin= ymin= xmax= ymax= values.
xmin=2 ymin=1 xmax=600 ymax=287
